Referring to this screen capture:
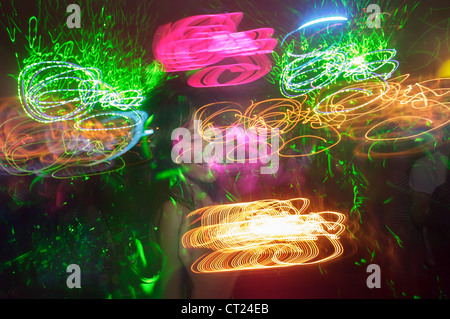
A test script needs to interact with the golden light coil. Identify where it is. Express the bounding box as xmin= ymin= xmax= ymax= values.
xmin=182 ymin=198 xmax=346 ymax=273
